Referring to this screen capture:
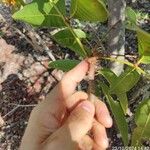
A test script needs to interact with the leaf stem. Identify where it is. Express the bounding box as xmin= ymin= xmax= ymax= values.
xmin=102 ymin=56 xmax=146 ymax=75
xmin=101 ymin=56 xmax=134 ymax=67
